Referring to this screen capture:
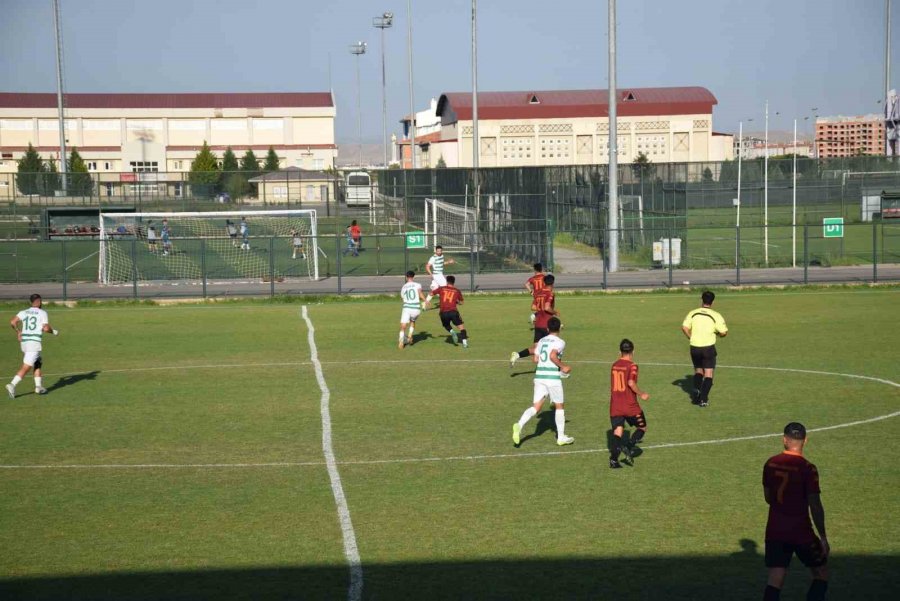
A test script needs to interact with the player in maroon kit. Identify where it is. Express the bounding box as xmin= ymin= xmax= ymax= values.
xmin=429 ymin=275 xmax=468 ymax=348
xmin=525 ymin=263 xmax=547 ymax=325
xmin=608 ymin=338 xmax=650 ymax=469
xmin=510 ymin=274 xmax=558 ymax=367
xmin=762 ymin=422 xmax=829 ymax=601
